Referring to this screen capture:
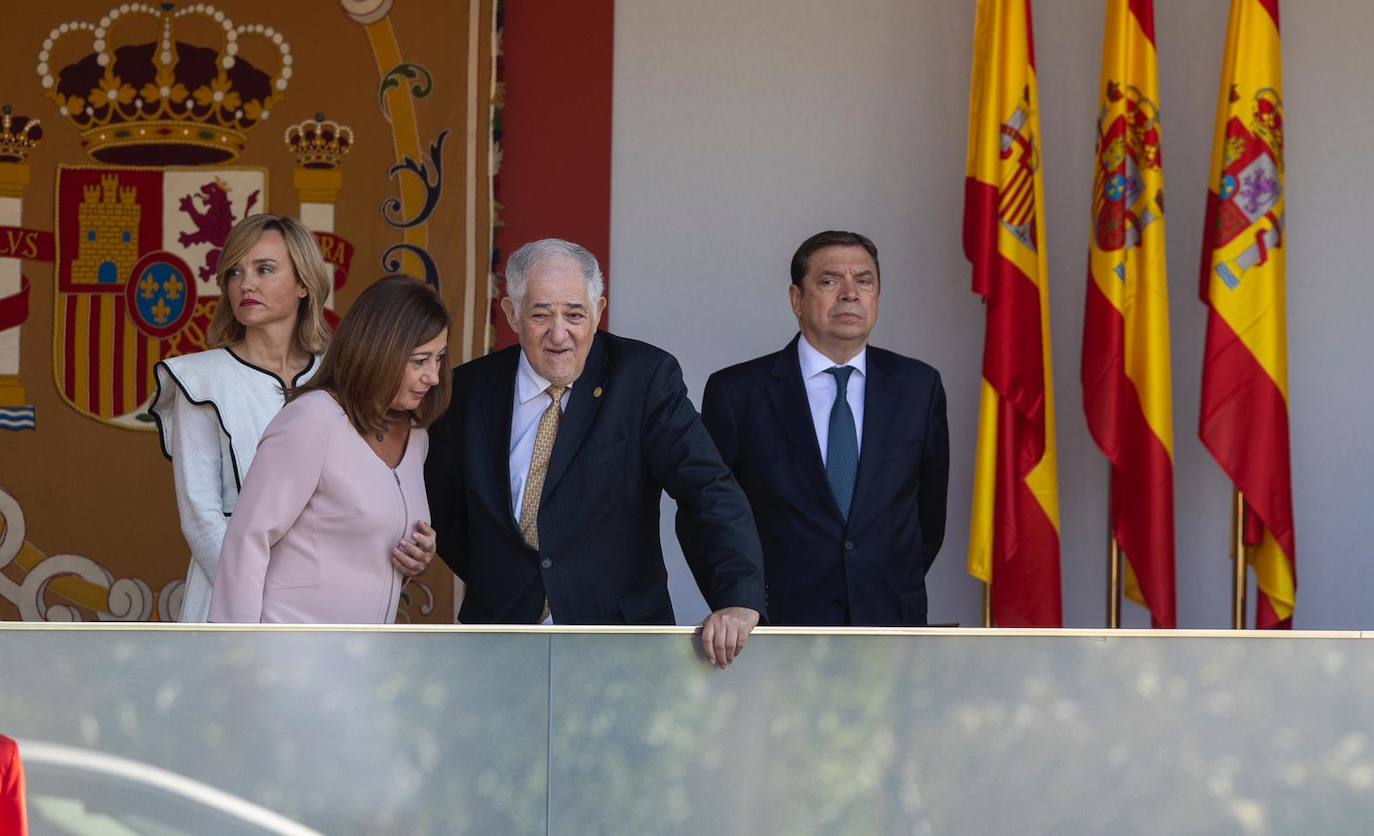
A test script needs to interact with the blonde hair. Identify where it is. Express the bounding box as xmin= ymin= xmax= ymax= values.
xmin=207 ymin=214 xmax=333 ymax=353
